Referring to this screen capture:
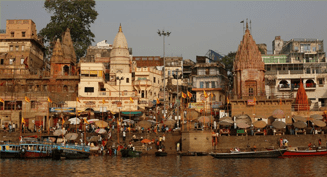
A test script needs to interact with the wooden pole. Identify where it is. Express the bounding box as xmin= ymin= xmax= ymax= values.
xmin=181 ymin=97 xmax=184 ymax=131
xmin=75 ymin=100 xmax=77 ymax=133
xmin=47 ymin=101 xmax=49 ymax=135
